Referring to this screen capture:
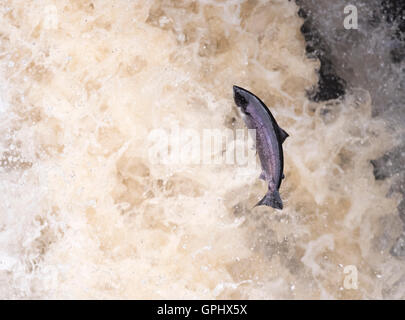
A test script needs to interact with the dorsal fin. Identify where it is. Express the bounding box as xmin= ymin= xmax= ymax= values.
xmin=278 ymin=127 xmax=289 ymax=143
